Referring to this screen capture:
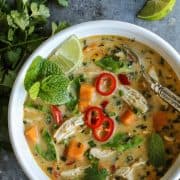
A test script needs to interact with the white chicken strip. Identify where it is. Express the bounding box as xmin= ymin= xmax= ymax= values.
xmin=54 ymin=115 xmax=84 ymax=143
xmin=114 ymin=160 xmax=145 ymax=180
xmin=90 ymin=148 xmax=115 ymax=159
xmin=61 ymin=166 xmax=89 ymax=179
xmin=119 ymin=86 xmax=148 ymax=114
